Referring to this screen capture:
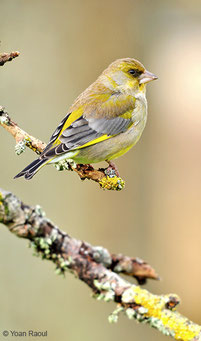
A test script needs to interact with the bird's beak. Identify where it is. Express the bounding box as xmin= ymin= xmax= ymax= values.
xmin=139 ymin=70 xmax=158 ymax=84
